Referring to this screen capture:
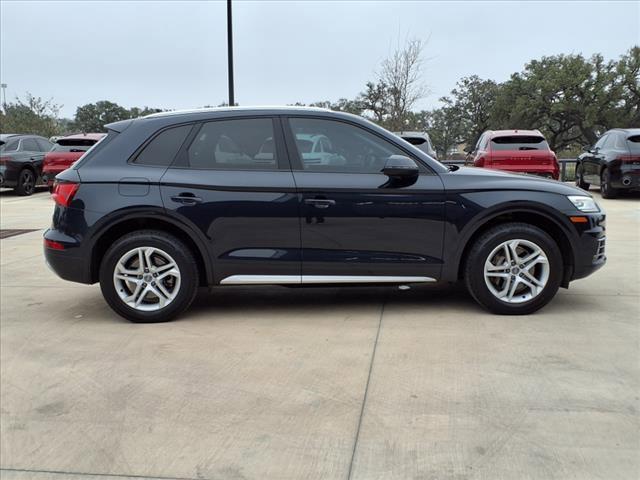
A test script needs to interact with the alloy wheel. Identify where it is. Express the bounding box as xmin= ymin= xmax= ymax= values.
xmin=21 ymin=170 xmax=35 ymax=195
xmin=113 ymin=247 xmax=181 ymax=311
xmin=483 ymin=239 xmax=550 ymax=304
